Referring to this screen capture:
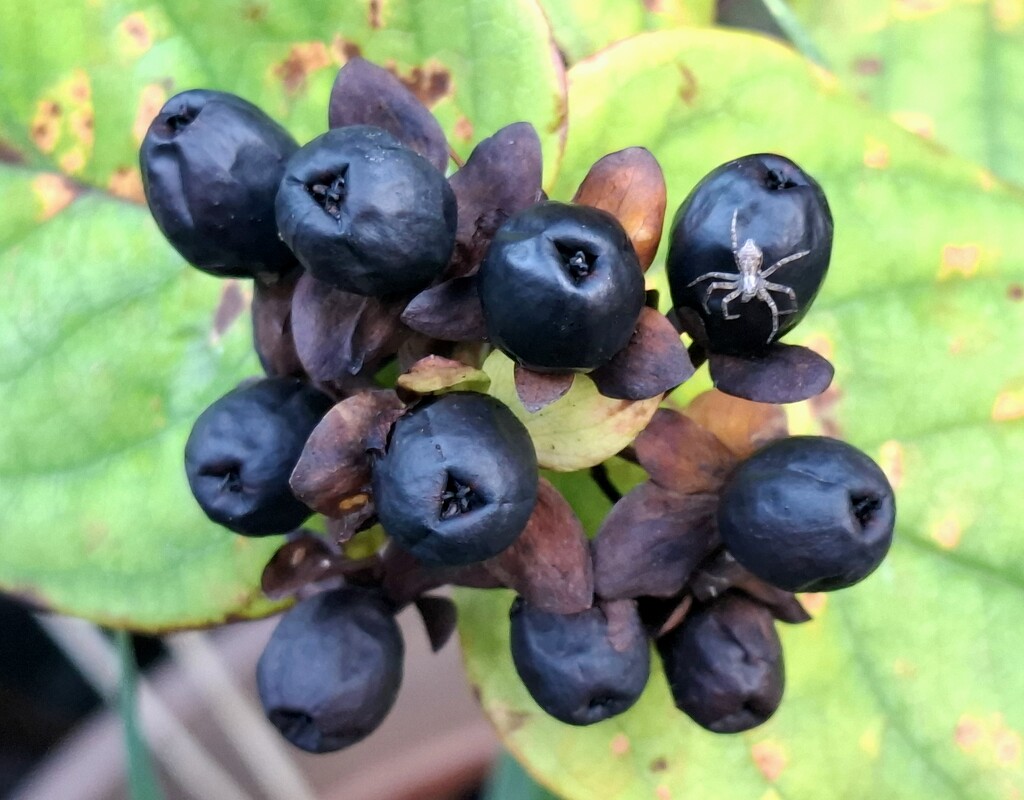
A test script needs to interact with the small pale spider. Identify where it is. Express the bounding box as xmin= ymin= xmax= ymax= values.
xmin=687 ymin=209 xmax=810 ymax=344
